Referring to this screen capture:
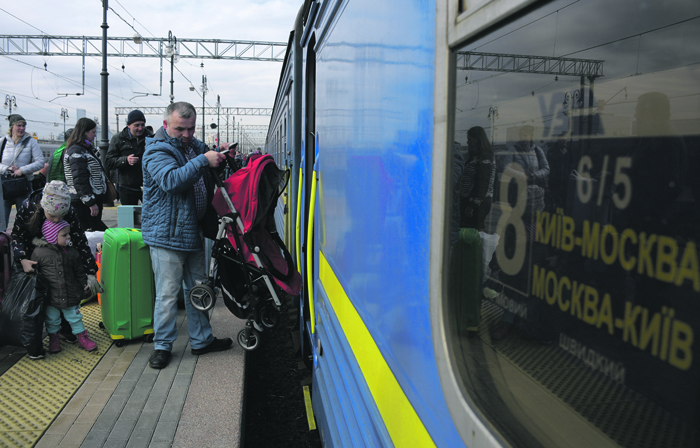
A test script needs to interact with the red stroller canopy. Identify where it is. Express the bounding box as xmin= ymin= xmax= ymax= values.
xmin=212 ymin=155 xmax=301 ymax=296
xmin=212 ymin=154 xmax=283 ymax=233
